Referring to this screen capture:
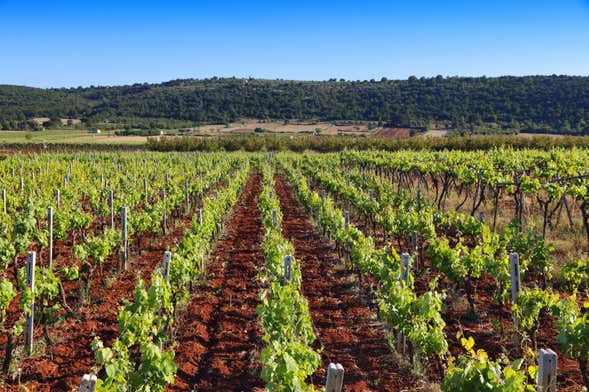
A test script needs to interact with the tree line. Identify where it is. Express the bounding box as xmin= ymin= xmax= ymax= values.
xmin=1 ymin=75 xmax=589 ymax=134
